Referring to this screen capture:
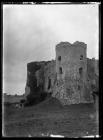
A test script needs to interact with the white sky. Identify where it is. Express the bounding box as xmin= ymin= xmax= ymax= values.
xmin=3 ymin=4 xmax=99 ymax=95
